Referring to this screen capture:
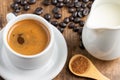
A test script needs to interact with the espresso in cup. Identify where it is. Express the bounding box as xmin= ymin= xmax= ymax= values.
xmin=7 ymin=19 xmax=50 ymax=56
